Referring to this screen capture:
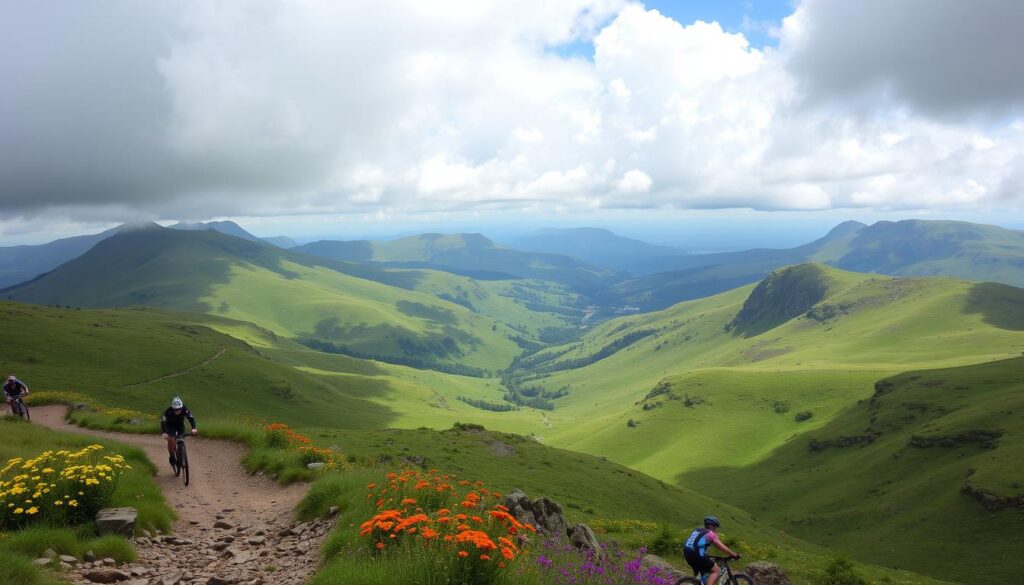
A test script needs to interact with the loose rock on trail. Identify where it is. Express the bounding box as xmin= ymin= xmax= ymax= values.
xmin=35 ymin=406 xmax=332 ymax=585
